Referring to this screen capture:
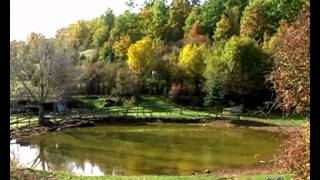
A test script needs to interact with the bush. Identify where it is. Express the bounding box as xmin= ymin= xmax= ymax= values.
xmin=103 ymin=99 xmax=116 ymax=107
xmin=65 ymin=98 xmax=86 ymax=109
xmin=123 ymin=97 xmax=136 ymax=114
xmin=169 ymin=83 xmax=182 ymax=100
xmin=111 ymin=67 xmax=138 ymax=96
xmin=114 ymin=97 xmax=123 ymax=106
xmin=275 ymin=121 xmax=310 ymax=180
xmin=171 ymin=96 xmax=203 ymax=107
xmin=204 ymin=78 xmax=224 ymax=107
xmin=87 ymin=96 xmax=99 ymax=99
